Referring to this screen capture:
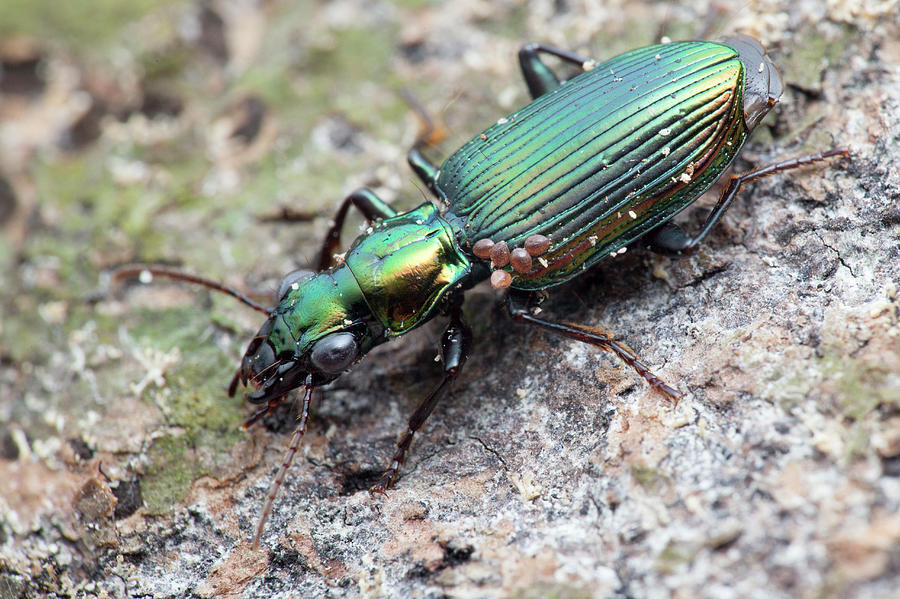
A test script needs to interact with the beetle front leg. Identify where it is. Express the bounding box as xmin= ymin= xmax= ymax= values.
xmin=318 ymin=188 xmax=397 ymax=270
xmin=372 ymin=298 xmax=472 ymax=493
xmin=507 ymin=291 xmax=681 ymax=402
xmin=518 ymin=43 xmax=593 ymax=99
xmin=643 ymin=148 xmax=850 ymax=256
